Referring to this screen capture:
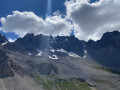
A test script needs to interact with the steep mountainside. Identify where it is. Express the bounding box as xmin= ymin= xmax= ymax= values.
xmin=86 ymin=31 xmax=120 ymax=71
xmin=4 ymin=34 xmax=85 ymax=57
xmin=0 ymin=31 xmax=120 ymax=90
